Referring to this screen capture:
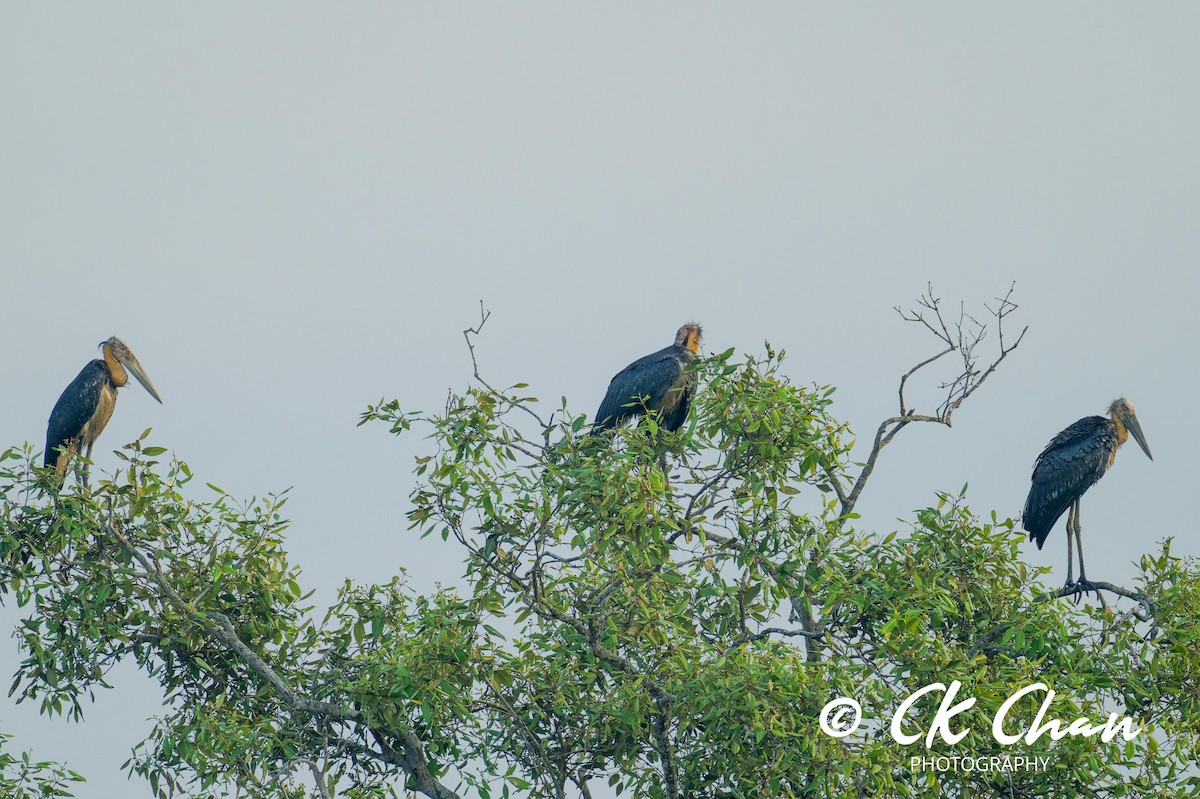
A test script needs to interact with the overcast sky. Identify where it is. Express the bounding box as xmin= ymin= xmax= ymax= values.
xmin=2 ymin=4 xmax=1198 ymax=797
